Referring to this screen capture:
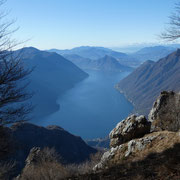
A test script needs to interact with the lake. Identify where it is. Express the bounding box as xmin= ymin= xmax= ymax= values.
xmin=35 ymin=70 xmax=133 ymax=139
